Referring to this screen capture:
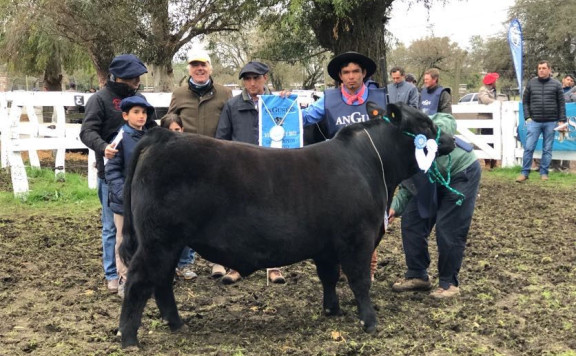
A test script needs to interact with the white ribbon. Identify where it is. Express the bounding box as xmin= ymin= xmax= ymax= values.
xmin=415 ymin=139 xmax=438 ymax=172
